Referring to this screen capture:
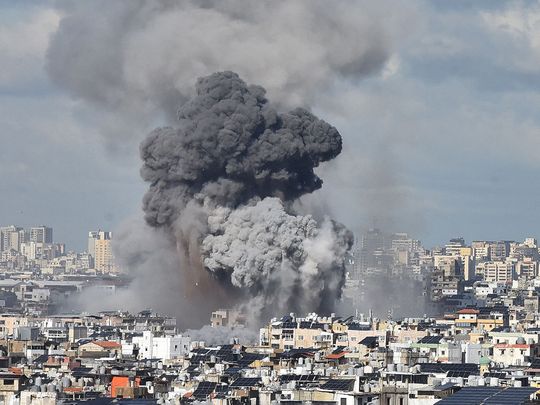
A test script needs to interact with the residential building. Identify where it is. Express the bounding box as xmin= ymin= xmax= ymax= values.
xmin=88 ymin=231 xmax=115 ymax=273
xmin=29 ymin=226 xmax=53 ymax=244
